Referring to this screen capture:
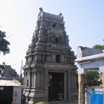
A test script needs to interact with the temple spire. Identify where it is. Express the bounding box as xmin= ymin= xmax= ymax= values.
xmin=23 ymin=8 xmax=78 ymax=104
